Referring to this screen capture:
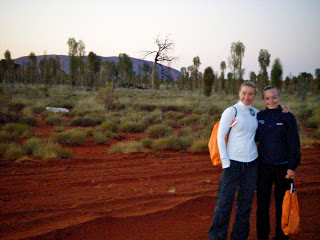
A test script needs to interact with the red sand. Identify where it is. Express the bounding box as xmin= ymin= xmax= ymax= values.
xmin=0 ymin=121 xmax=320 ymax=240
